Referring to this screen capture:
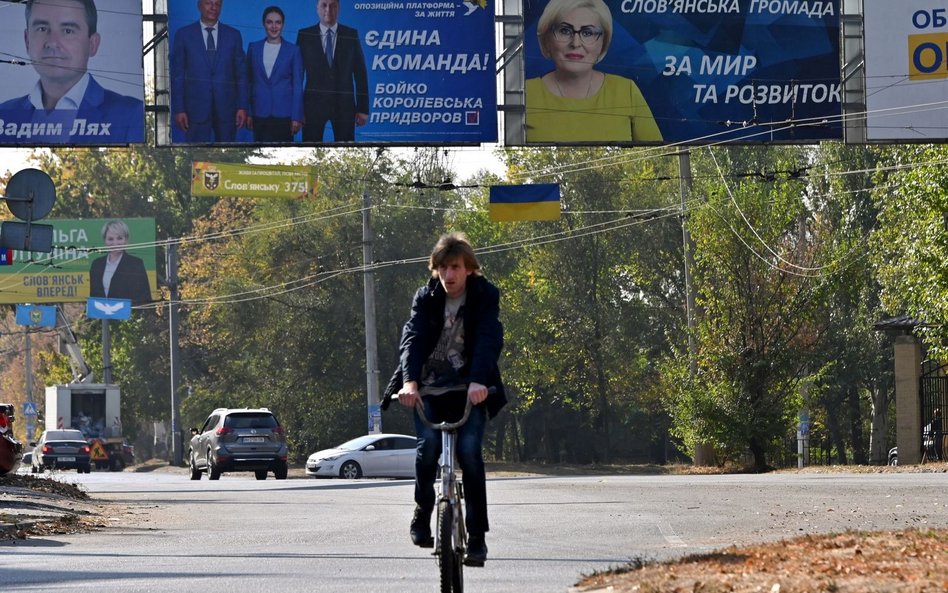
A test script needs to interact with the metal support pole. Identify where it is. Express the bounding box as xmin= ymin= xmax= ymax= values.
xmin=102 ymin=319 xmax=112 ymax=384
xmin=167 ymin=243 xmax=182 ymax=465
xmin=680 ymin=149 xmax=714 ymax=466
xmin=679 ymin=149 xmax=697 ymax=375
xmin=24 ymin=328 xmax=34 ymax=443
xmin=362 ymin=188 xmax=381 ymax=433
